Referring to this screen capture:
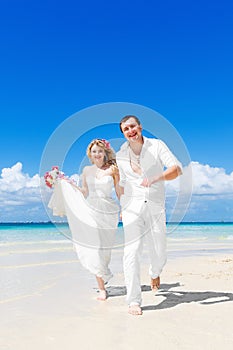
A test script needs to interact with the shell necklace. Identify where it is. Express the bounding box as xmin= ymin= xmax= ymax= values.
xmin=129 ymin=147 xmax=142 ymax=175
xmin=129 ymin=147 xmax=141 ymax=164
